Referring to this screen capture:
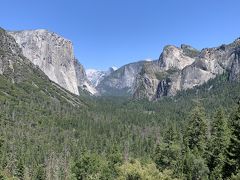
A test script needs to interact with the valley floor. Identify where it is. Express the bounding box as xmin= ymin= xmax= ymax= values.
xmin=0 ymin=74 xmax=240 ymax=179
